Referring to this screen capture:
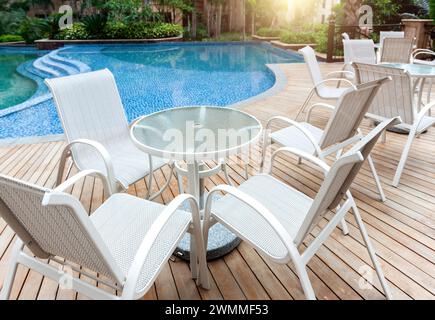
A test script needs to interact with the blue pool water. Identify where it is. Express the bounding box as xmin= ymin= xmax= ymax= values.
xmin=0 ymin=42 xmax=302 ymax=139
